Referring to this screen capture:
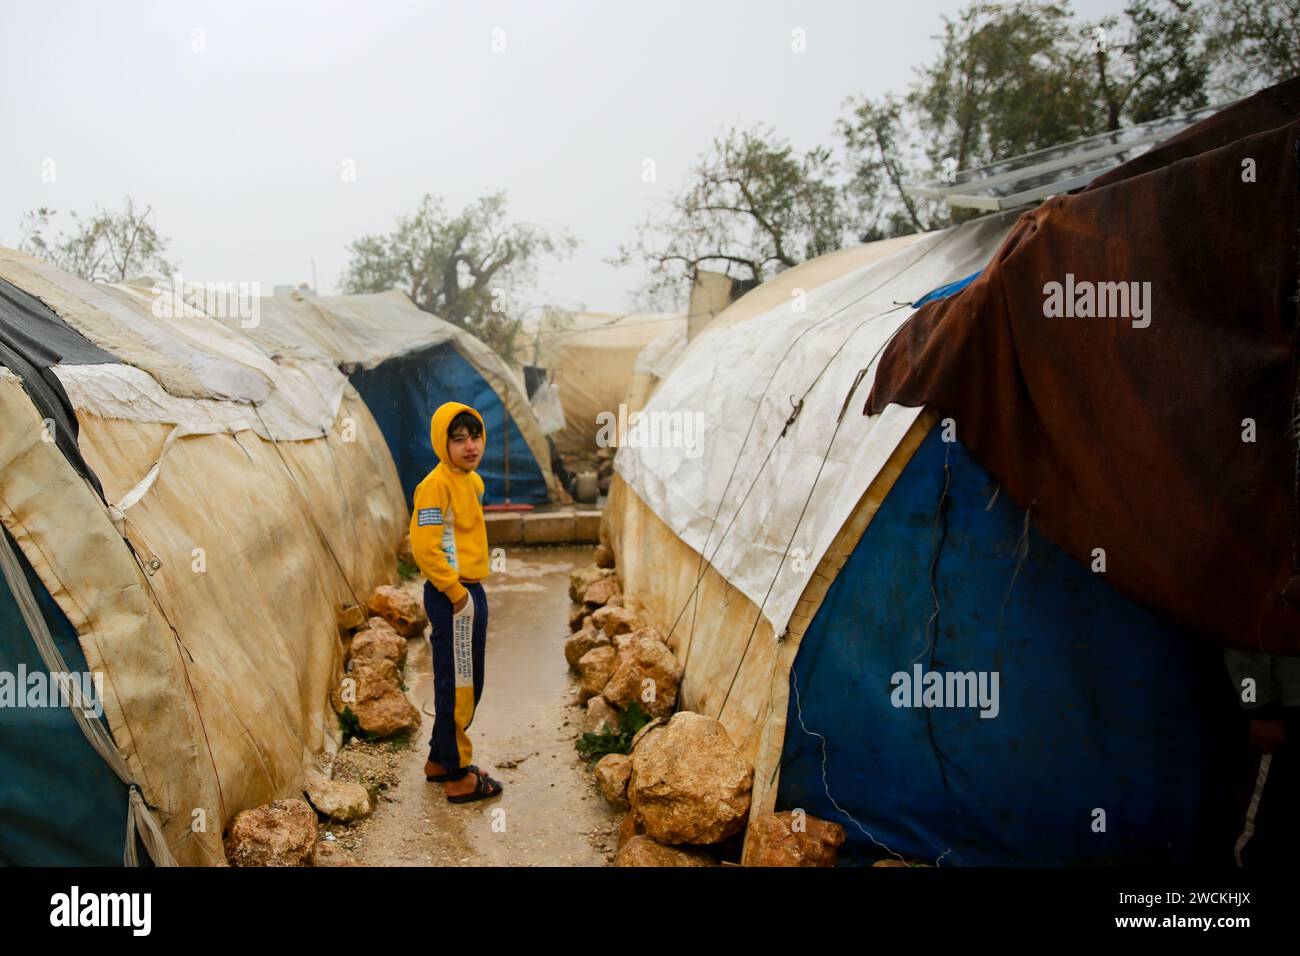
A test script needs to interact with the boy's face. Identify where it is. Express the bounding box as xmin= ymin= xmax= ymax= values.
xmin=447 ymin=426 xmax=483 ymax=471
